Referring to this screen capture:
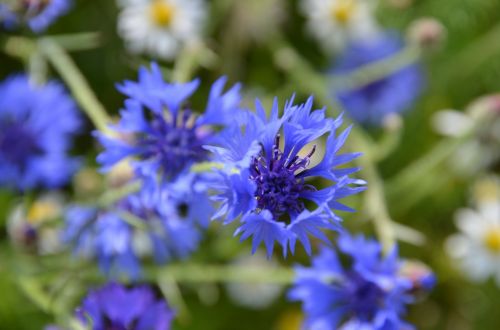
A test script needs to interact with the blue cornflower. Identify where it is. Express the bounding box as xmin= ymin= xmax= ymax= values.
xmin=74 ymin=282 xmax=174 ymax=330
xmin=0 ymin=0 xmax=72 ymax=33
xmin=62 ymin=174 xmax=211 ymax=279
xmin=96 ymin=63 xmax=242 ymax=182
xmin=331 ymin=33 xmax=424 ymax=126
xmin=0 ymin=75 xmax=80 ymax=191
xmin=289 ymin=233 xmax=415 ymax=330
xmin=209 ymin=96 xmax=365 ymax=257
